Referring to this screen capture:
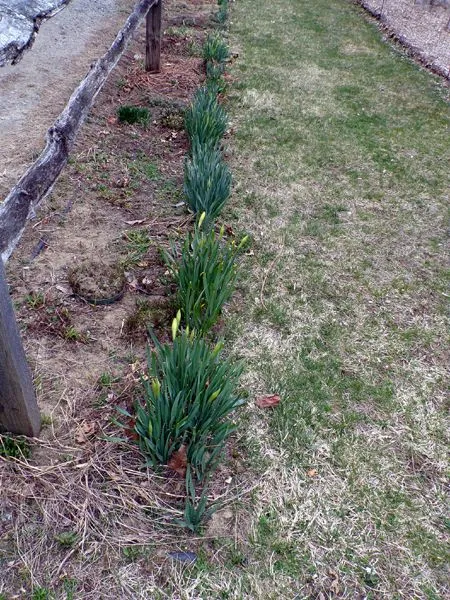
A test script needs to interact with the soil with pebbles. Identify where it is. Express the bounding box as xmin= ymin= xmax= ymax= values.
xmin=359 ymin=0 xmax=450 ymax=78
